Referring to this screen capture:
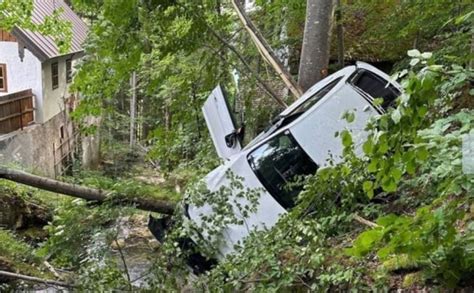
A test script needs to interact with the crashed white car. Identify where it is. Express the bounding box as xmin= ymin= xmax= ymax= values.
xmin=150 ymin=62 xmax=401 ymax=267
